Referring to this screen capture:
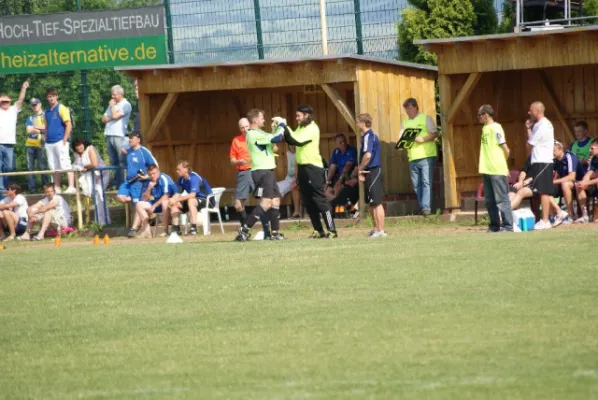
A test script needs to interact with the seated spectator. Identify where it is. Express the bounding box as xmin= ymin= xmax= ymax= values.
xmin=325 ymin=134 xmax=357 ymax=200
xmin=130 ymin=164 xmax=177 ymax=238
xmin=574 ymin=142 xmax=598 ymax=223
xmin=0 ymin=183 xmax=29 ymax=241
xmin=21 ymin=183 xmax=71 ymax=241
xmin=551 ymin=141 xmax=585 ymax=226
xmin=117 ymin=131 xmax=157 ymax=205
xmin=509 ymin=157 xmax=534 ymax=210
xmin=168 ymin=160 xmax=213 ymax=236
xmin=277 ymin=144 xmax=301 ymax=218
xmin=72 ymin=138 xmax=110 ymax=225
xmin=570 ymin=121 xmax=595 ymax=167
